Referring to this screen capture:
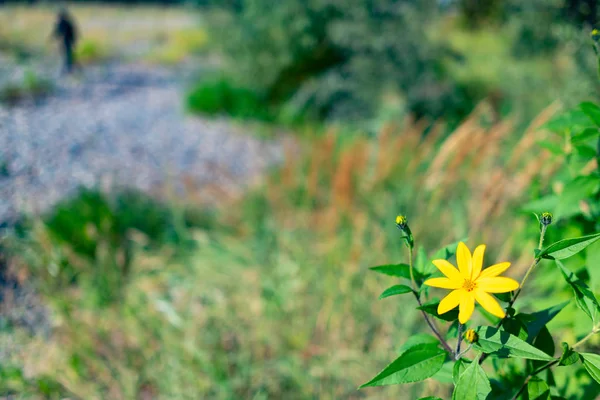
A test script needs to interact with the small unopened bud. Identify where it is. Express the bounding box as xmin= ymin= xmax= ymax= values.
xmin=540 ymin=212 xmax=553 ymax=226
xmin=464 ymin=329 xmax=478 ymax=344
xmin=395 ymin=215 xmax=408 ymax=229
xmin=592 ymin=28 xmax=600 ymax=42
xmin=395 ymin=214 xmax=414 ymax=248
